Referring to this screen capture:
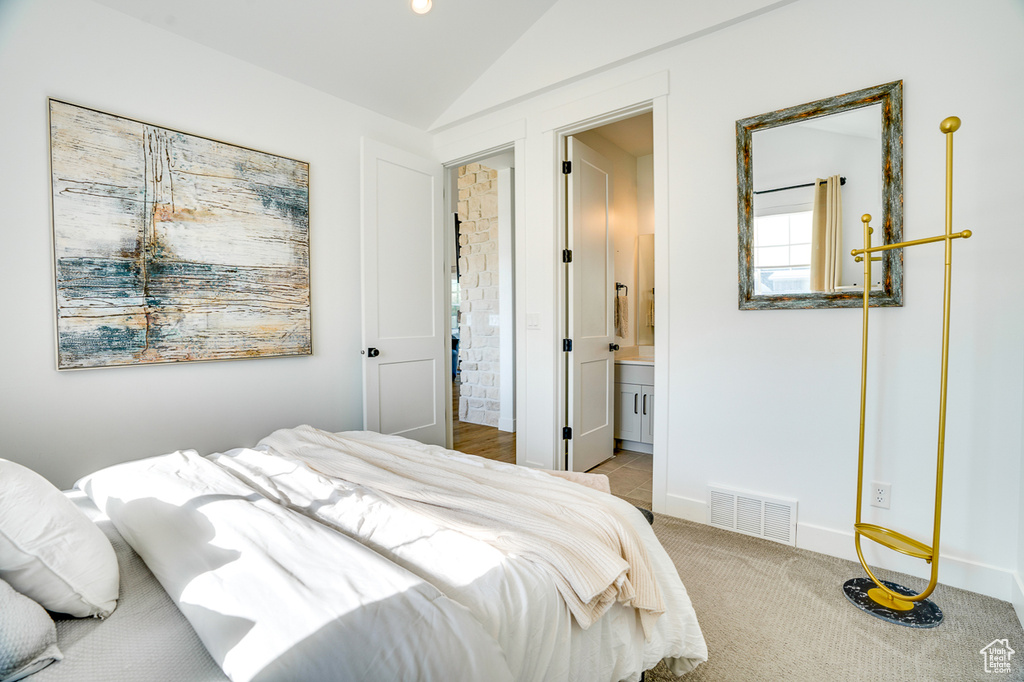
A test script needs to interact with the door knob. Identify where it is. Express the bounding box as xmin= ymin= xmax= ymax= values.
xmin=609 ymin=343 xmax=620 ymax=352
xmin=366 ymin=347 xmax=380 ymax=358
